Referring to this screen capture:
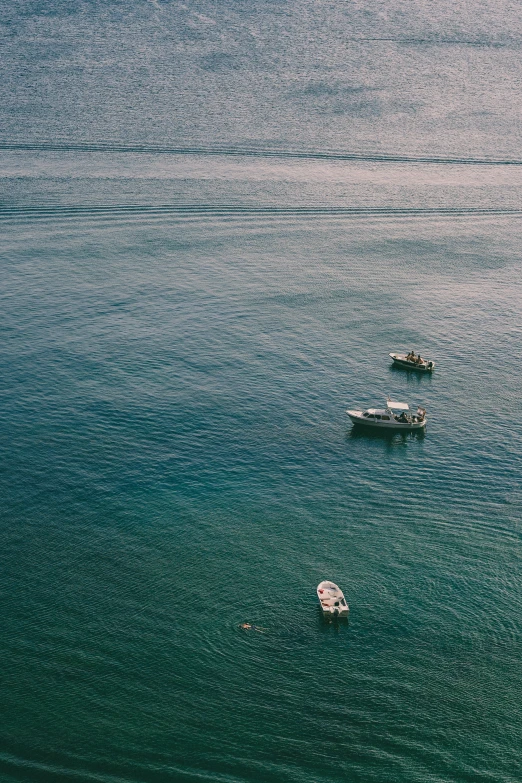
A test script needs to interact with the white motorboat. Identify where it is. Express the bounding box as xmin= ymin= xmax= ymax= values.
xmin=389 ymin=352 xmax=434 ymax=372
xmin=317 ymin=581 xmax=349 ymax=617
xmin=347 ymin=398 xmax=427 ymax=430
